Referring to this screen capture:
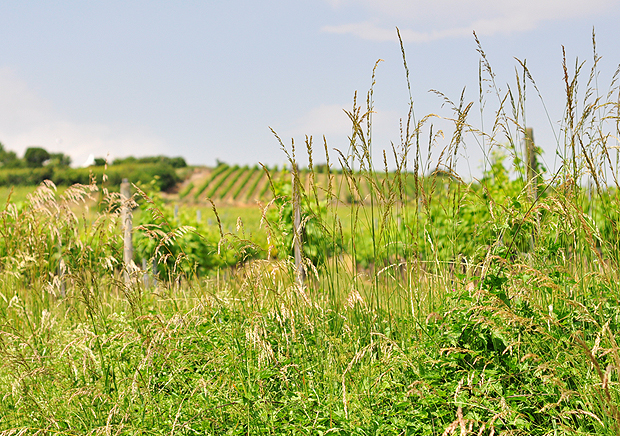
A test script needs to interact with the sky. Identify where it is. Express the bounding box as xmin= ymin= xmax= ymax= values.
xmin=1 ymin=1 xmax=619 ymax=178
